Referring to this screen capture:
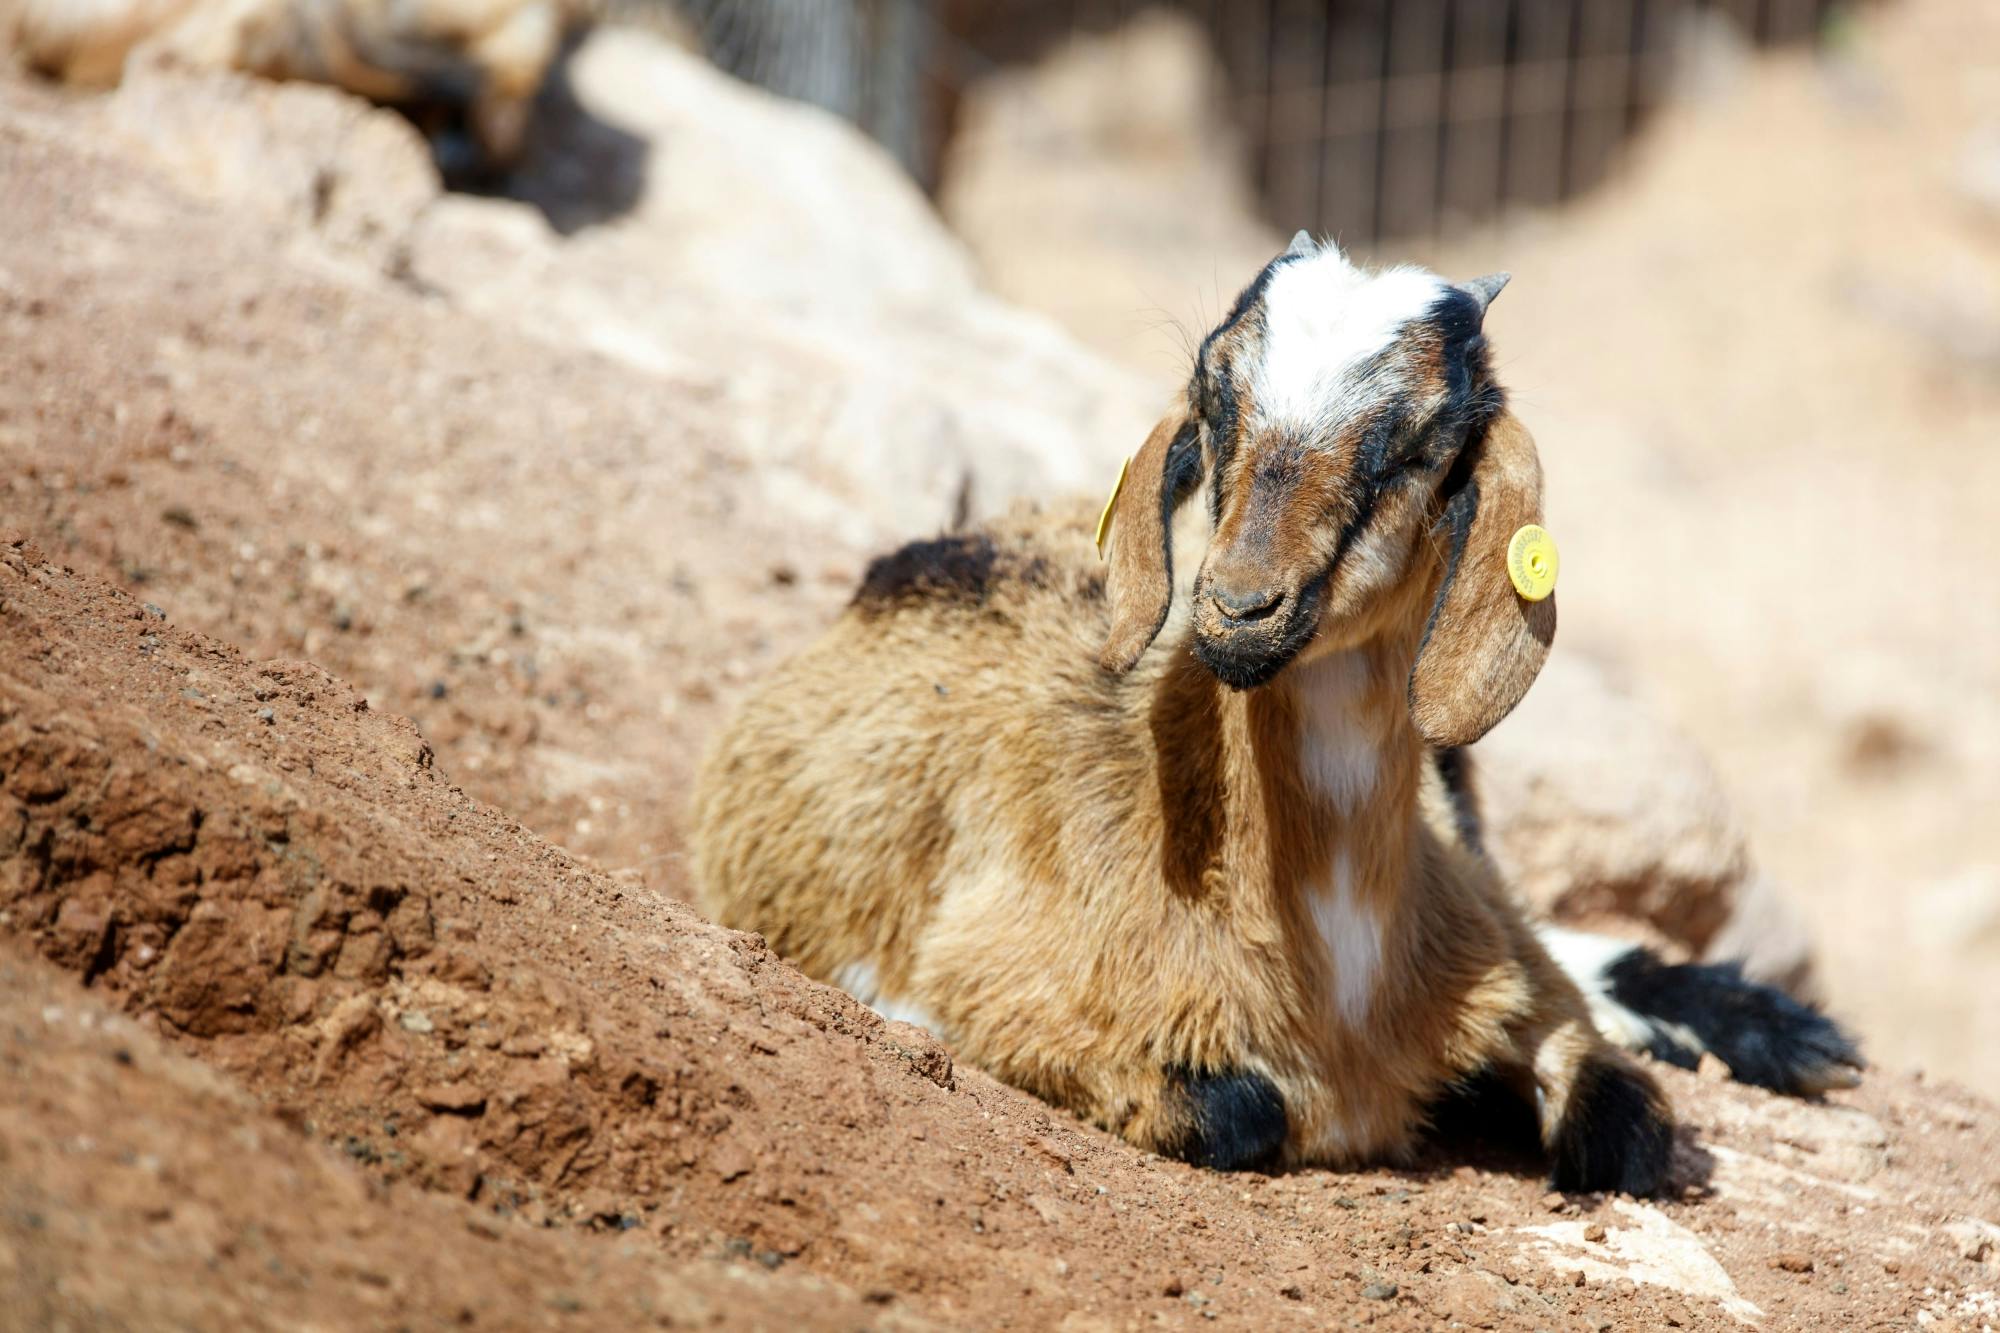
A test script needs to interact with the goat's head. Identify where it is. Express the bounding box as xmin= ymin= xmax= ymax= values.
xmin=1098 ymin=233 xmax=1555 ymax=747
